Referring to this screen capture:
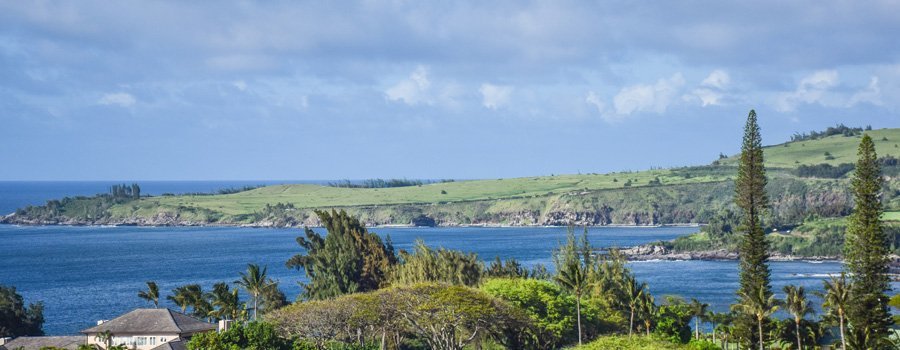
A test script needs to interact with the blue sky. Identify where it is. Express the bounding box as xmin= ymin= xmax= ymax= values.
xmin=1 ymin=1 xmax=899 ymax=181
